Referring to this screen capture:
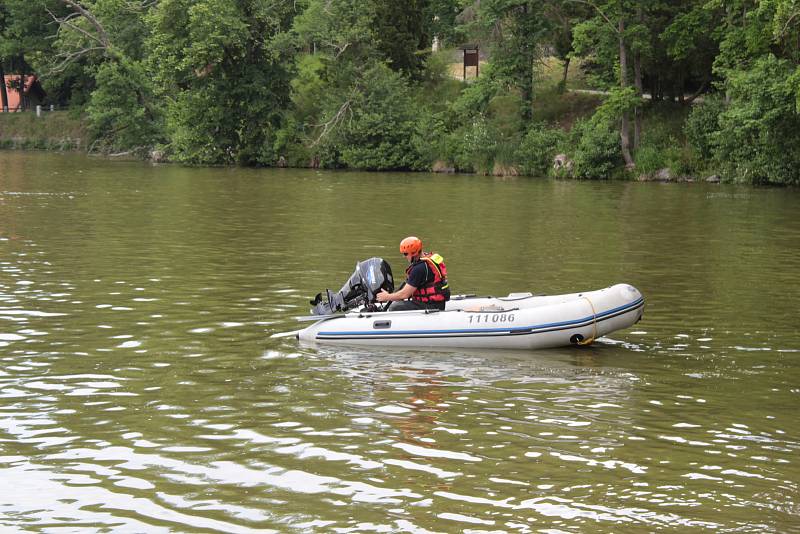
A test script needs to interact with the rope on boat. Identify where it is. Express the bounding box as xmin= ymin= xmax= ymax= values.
xmin=578 ymin=296 xmax=598 ymax=345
